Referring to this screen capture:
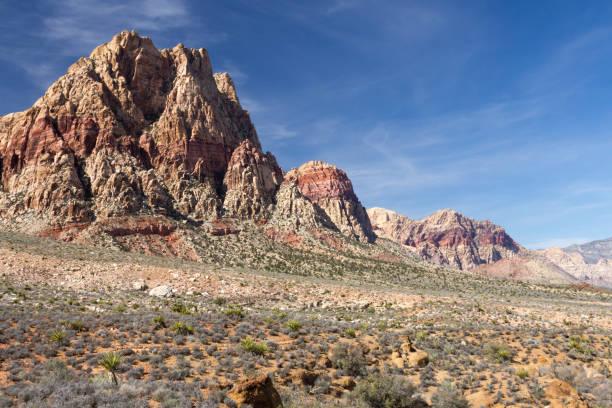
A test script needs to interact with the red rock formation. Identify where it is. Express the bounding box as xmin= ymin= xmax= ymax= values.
xmin=283 ymin=161 xmax=374 ymax=243
xmin=222 ymin=139 xmax=283 ymax=218
xmin=368 ymin=207 xmax=522 ymax=270
xmin=0 ymin=30 xmax=273 ymax=230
